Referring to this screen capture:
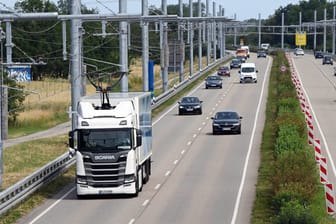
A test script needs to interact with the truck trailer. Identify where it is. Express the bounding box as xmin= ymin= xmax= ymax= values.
xmin=68 ymin=92 xmax=152 ymax=197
